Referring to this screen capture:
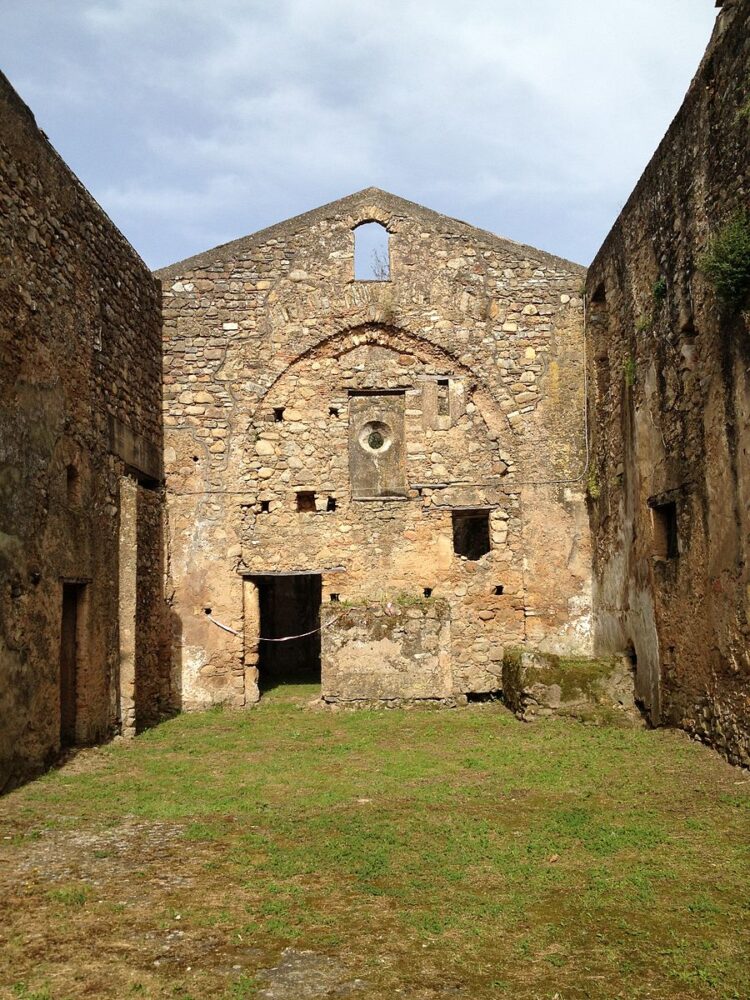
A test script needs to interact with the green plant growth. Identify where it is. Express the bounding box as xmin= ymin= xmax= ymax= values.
xmin=699 ymin=211 xmax=750 ymax=312
xmin=653 ymin=276 xmax=667 ymax=304
xmin=0 ymin=691 xmax=748 ymax=999
xmin=635 ymin=313 xmax=652 ymax=333
xmin=624 ymin=355 xmax=636 ymax=387
xmin=586 ymin=464 xmax=601 ymax=501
